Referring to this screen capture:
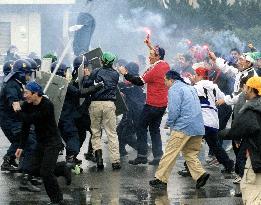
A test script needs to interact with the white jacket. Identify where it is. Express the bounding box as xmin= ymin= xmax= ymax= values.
xmin=194 ymin=80 xmax=225 ymax=129
xmin=215 ymin=57 xmax=257 ymax=105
